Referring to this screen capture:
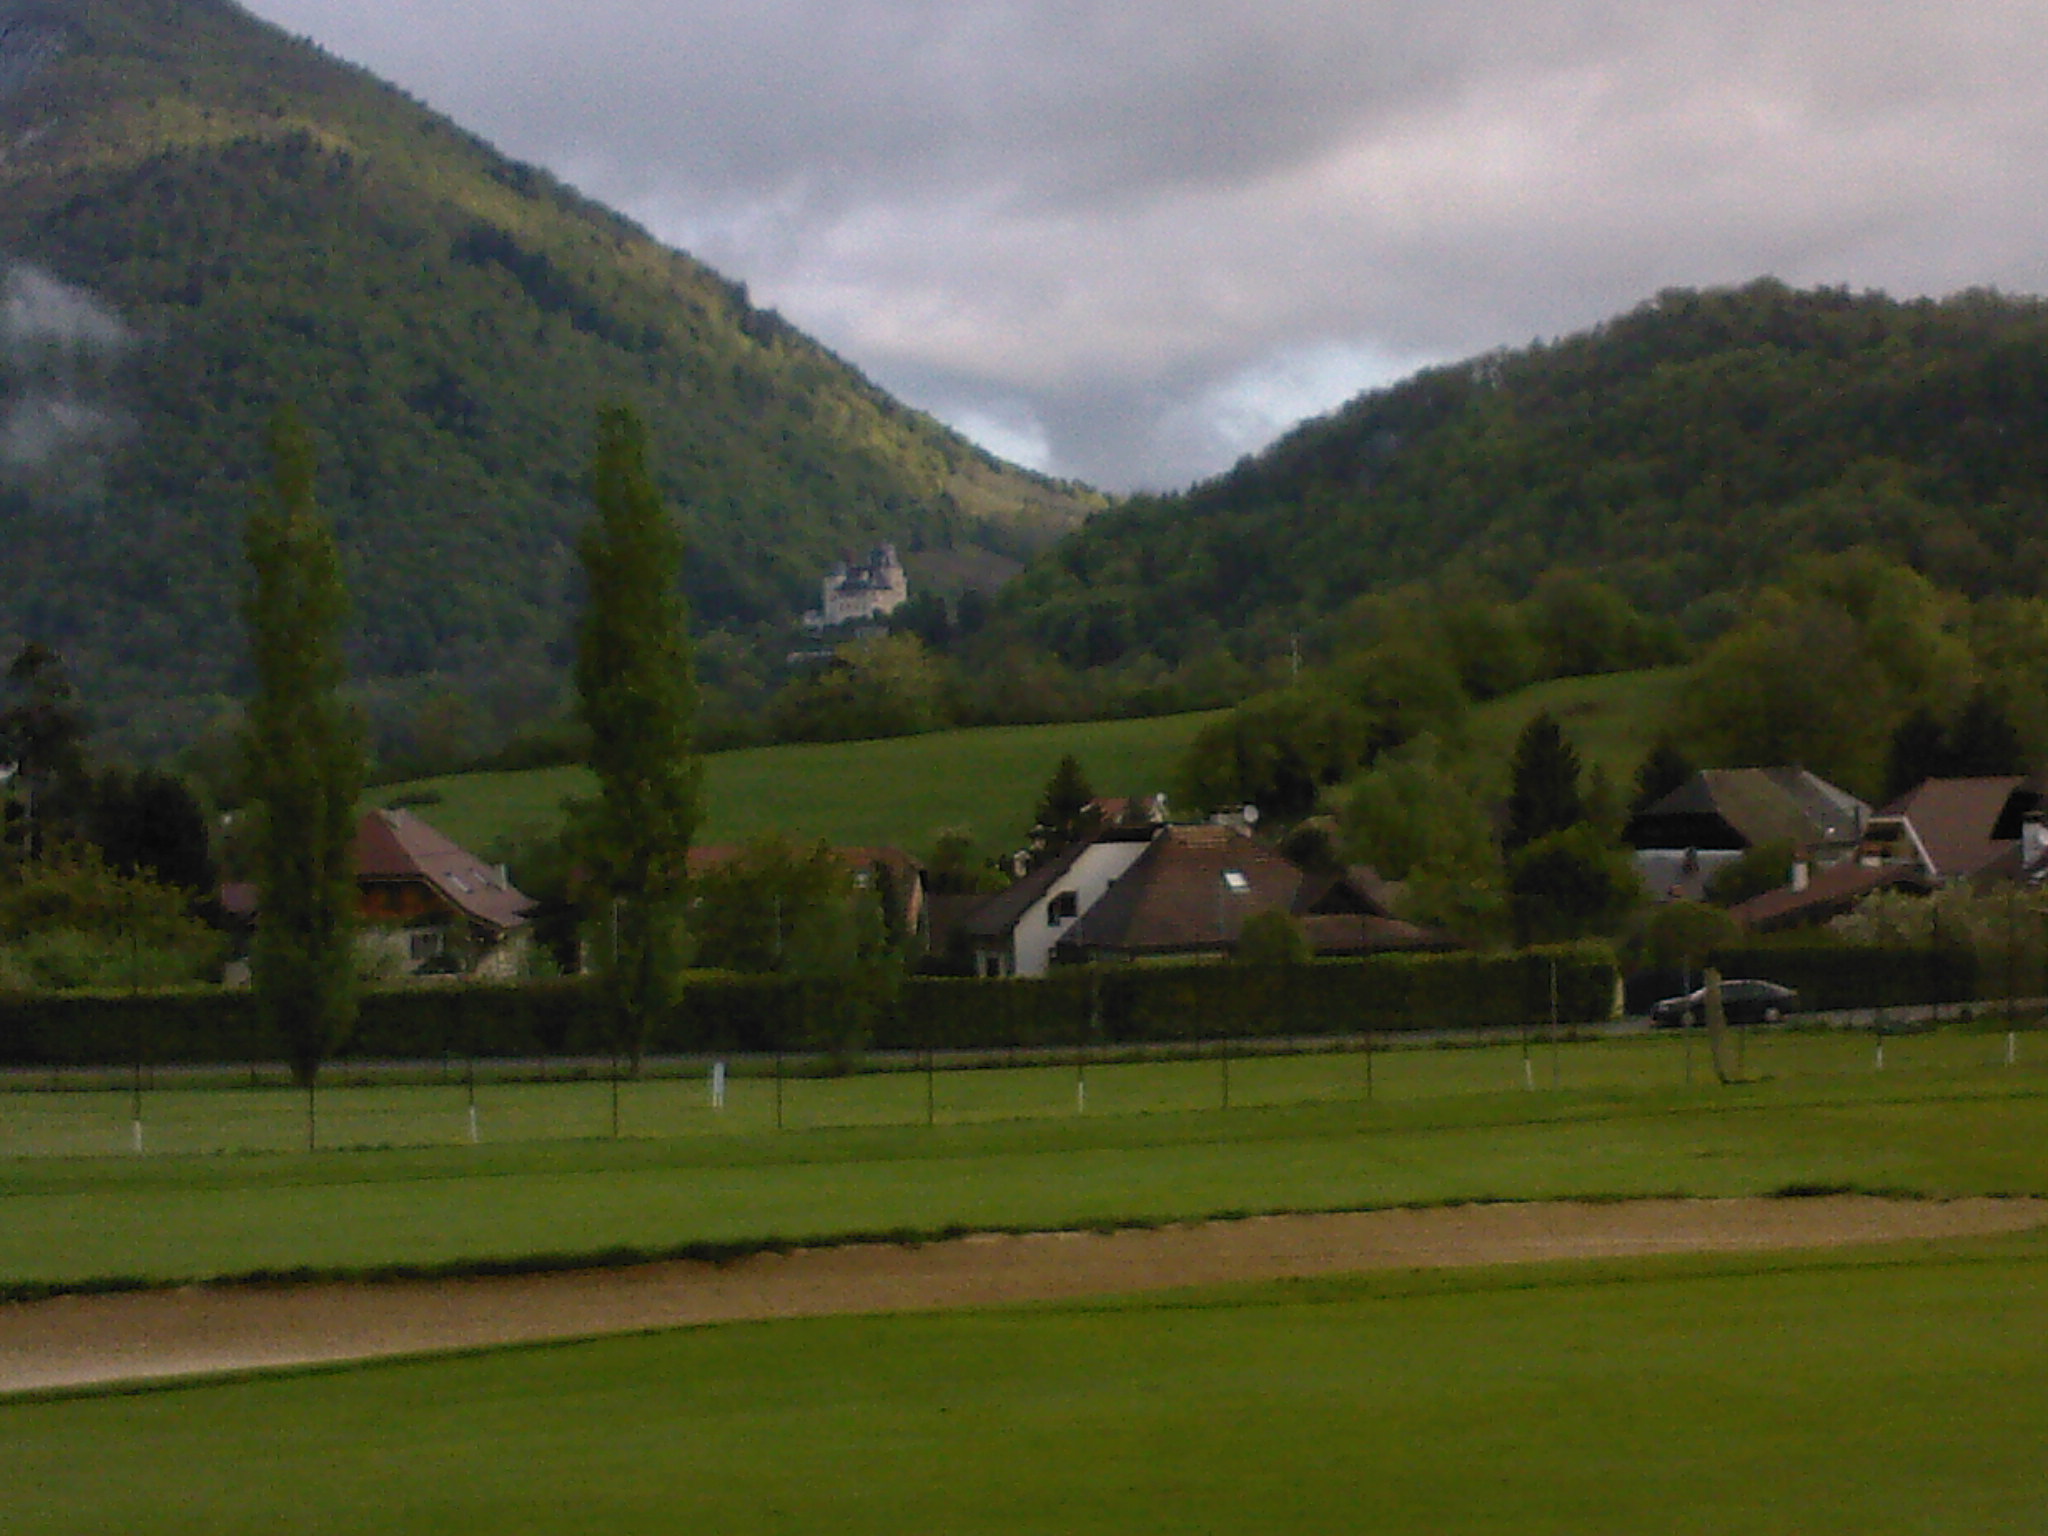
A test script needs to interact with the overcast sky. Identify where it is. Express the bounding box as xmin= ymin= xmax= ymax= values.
xmin=242 ymin=0 xmax=2048 ymax=492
